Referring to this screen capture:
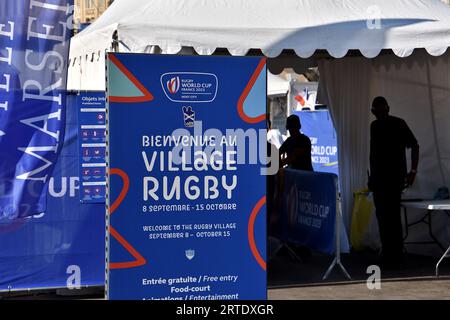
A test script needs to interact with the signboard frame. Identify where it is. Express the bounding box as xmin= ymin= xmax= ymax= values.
xmin=105 ymin=52 xmax=268 ymax=300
